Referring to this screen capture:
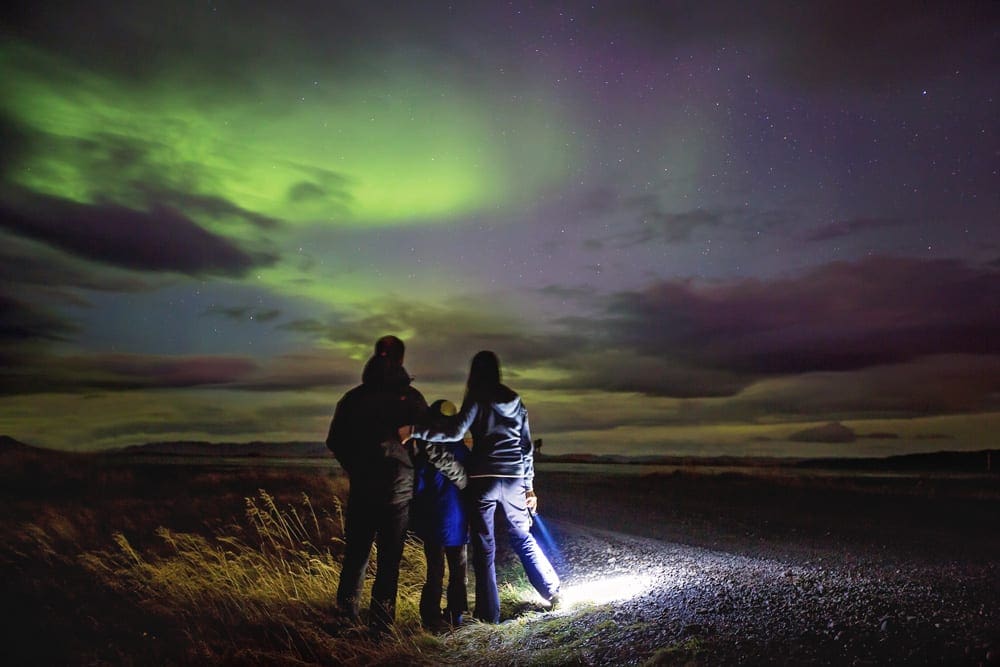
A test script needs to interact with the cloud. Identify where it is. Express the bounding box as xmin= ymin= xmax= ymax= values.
xmin=802 ymin=217 xmax=905 ymax=243
xmin=860 ymin=432 xmax=899 ymax=440
xmin=585 ymin=195 xmax=791 ymax=249
xmin=696 ymin=354 xmax=1000 ymax=424
xmin=202 ymin=306 xmax=282 ymax=323
xmin=0 ymin=351 xmax=258 ymax=395
xmin=233 ymin=351 xmax=358 ymax=392
xmin=0 ymin=293 xmax=76 ymax=342
xmin=788 ymin=421 xmax=856 ymax=443
xmin=601 ymin=256 xmax=1000 ymax=375
xmin=0 ymin=189 xmax=273 ymax=276
xmin=0 ymin=232 xmax=153 ymax=293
